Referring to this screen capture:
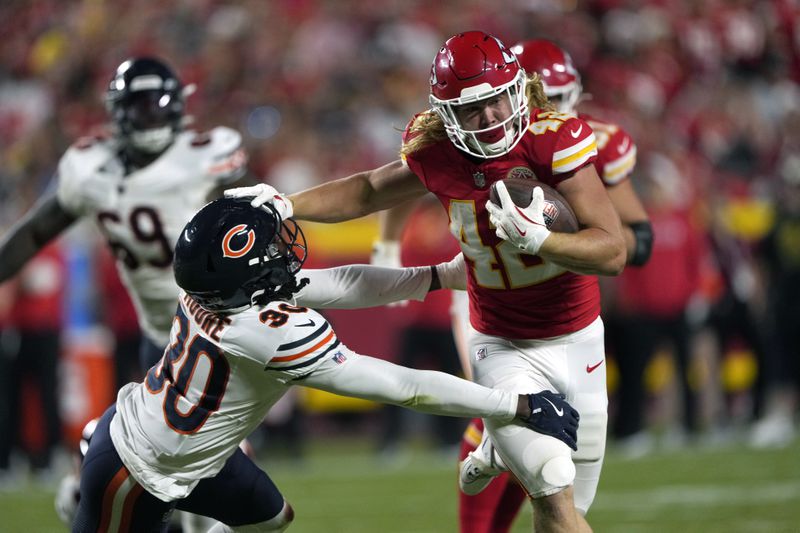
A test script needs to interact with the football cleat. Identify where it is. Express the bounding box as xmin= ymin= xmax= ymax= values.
xmin=458 ymin=432 xmax=507 ymax=496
